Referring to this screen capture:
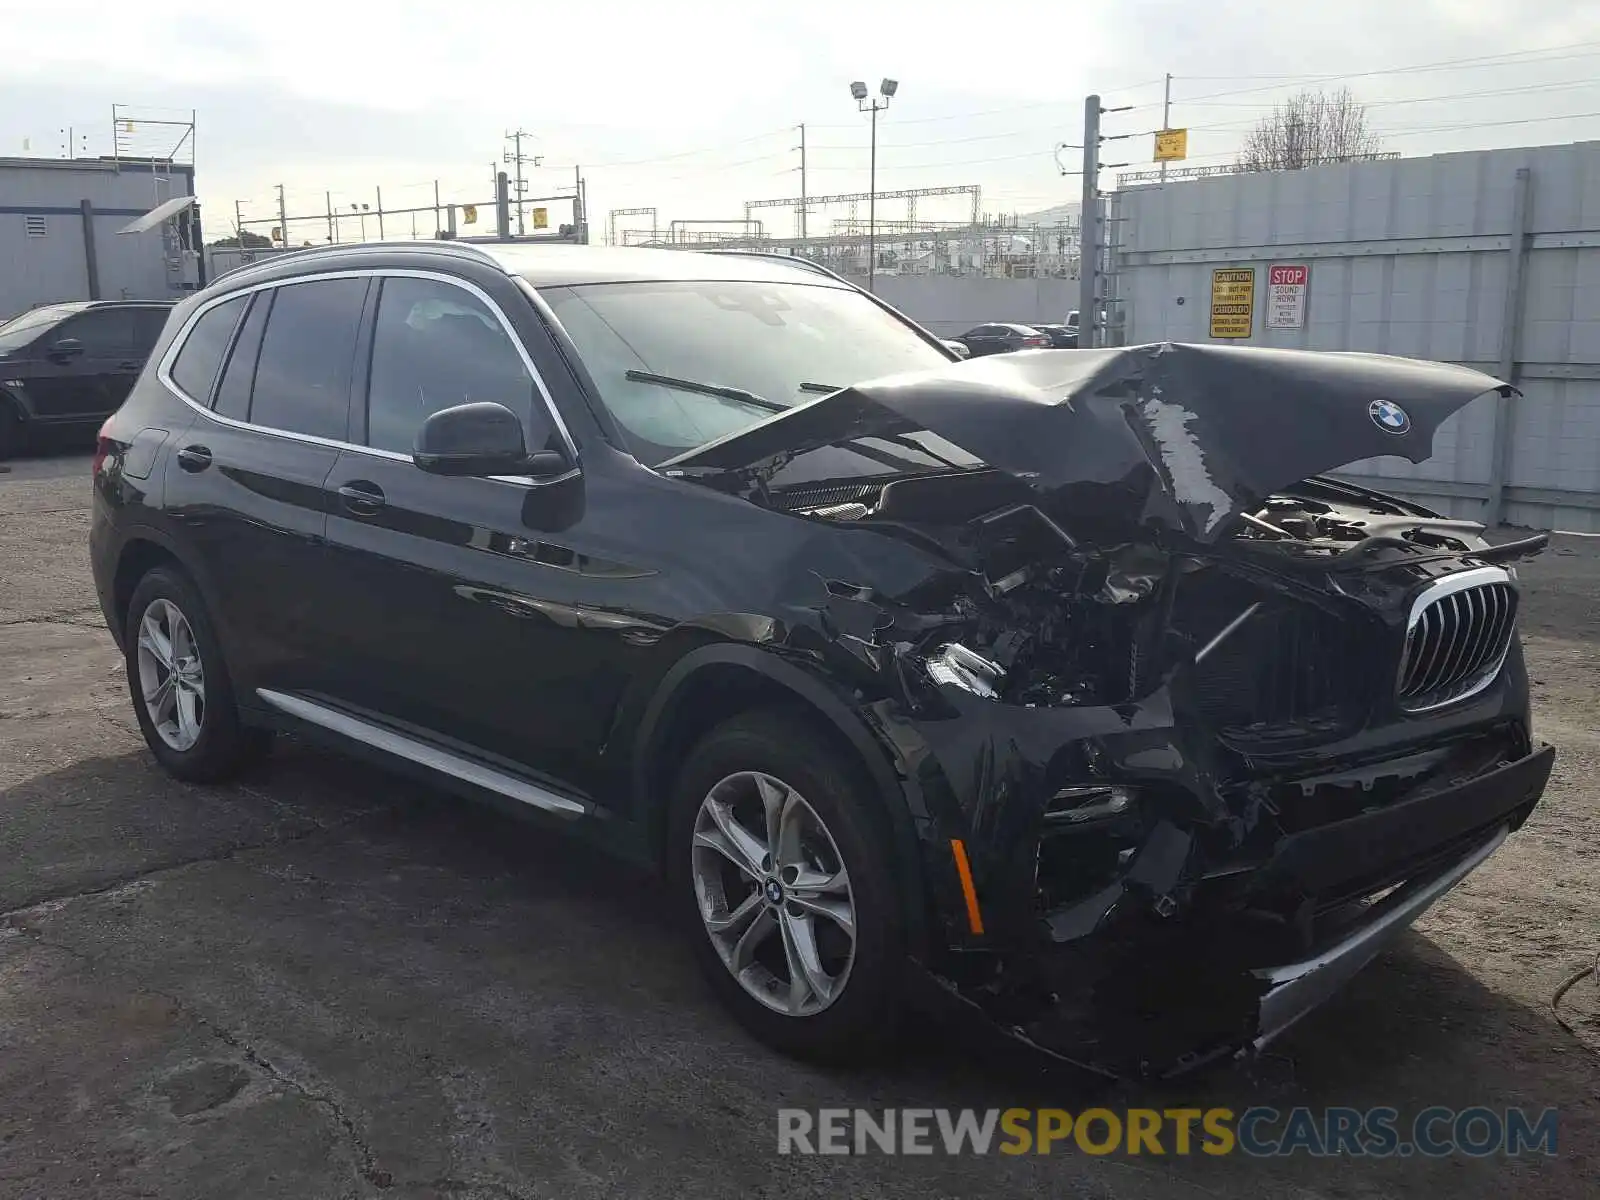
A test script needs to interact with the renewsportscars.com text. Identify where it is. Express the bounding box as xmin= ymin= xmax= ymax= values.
xmin=776 ymin=1106 xmax=1560 ymax=1158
